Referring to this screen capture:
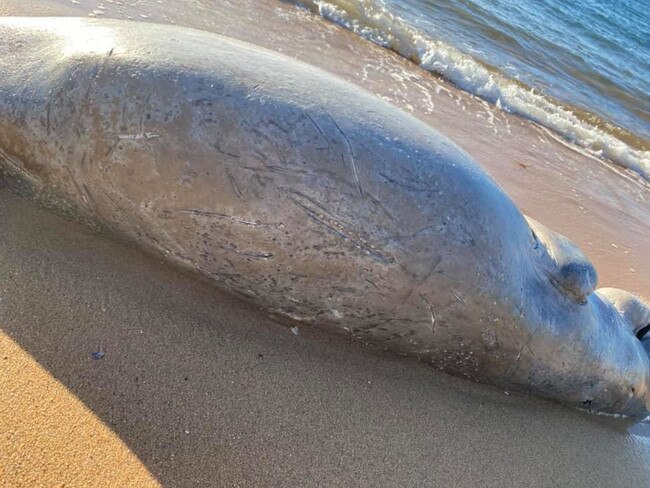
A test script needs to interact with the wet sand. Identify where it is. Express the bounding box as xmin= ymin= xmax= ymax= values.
xmin=1 ymin=189 xmax=650 ymax=486
xmin=1 ymin=1 xmax=649 ymax=486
